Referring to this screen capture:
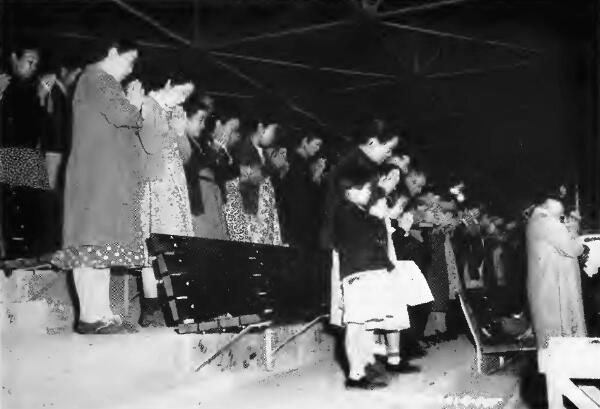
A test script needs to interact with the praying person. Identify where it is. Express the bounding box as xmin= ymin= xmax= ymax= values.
xmin=334 ymin=180 xmax=410 ymax=389
xmin=134 ymin=78 xmax=196 ymax=327
xmin=1 ymin=39 xmax=57 ymax=259
xmin=321 ymin=119 xmax=400 ymax=328
xmin=52 ymin=40 xmax=144 ymax=334
xmin=526 ymin=194 xmax=587 ymax=349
